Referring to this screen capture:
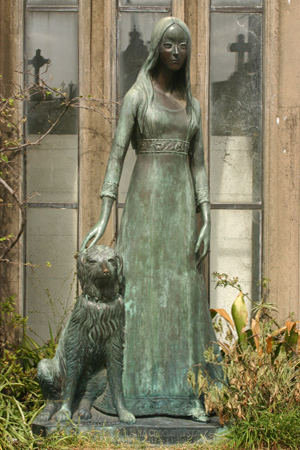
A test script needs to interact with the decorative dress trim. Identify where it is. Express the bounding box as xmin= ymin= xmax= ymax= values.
xmin=100 ymin=181 xmax=118 ymax=200
xmin=94 ymin=392 xmax=202 ymax=417
xmin=136 ymin=139 xmax=189 ymax=156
